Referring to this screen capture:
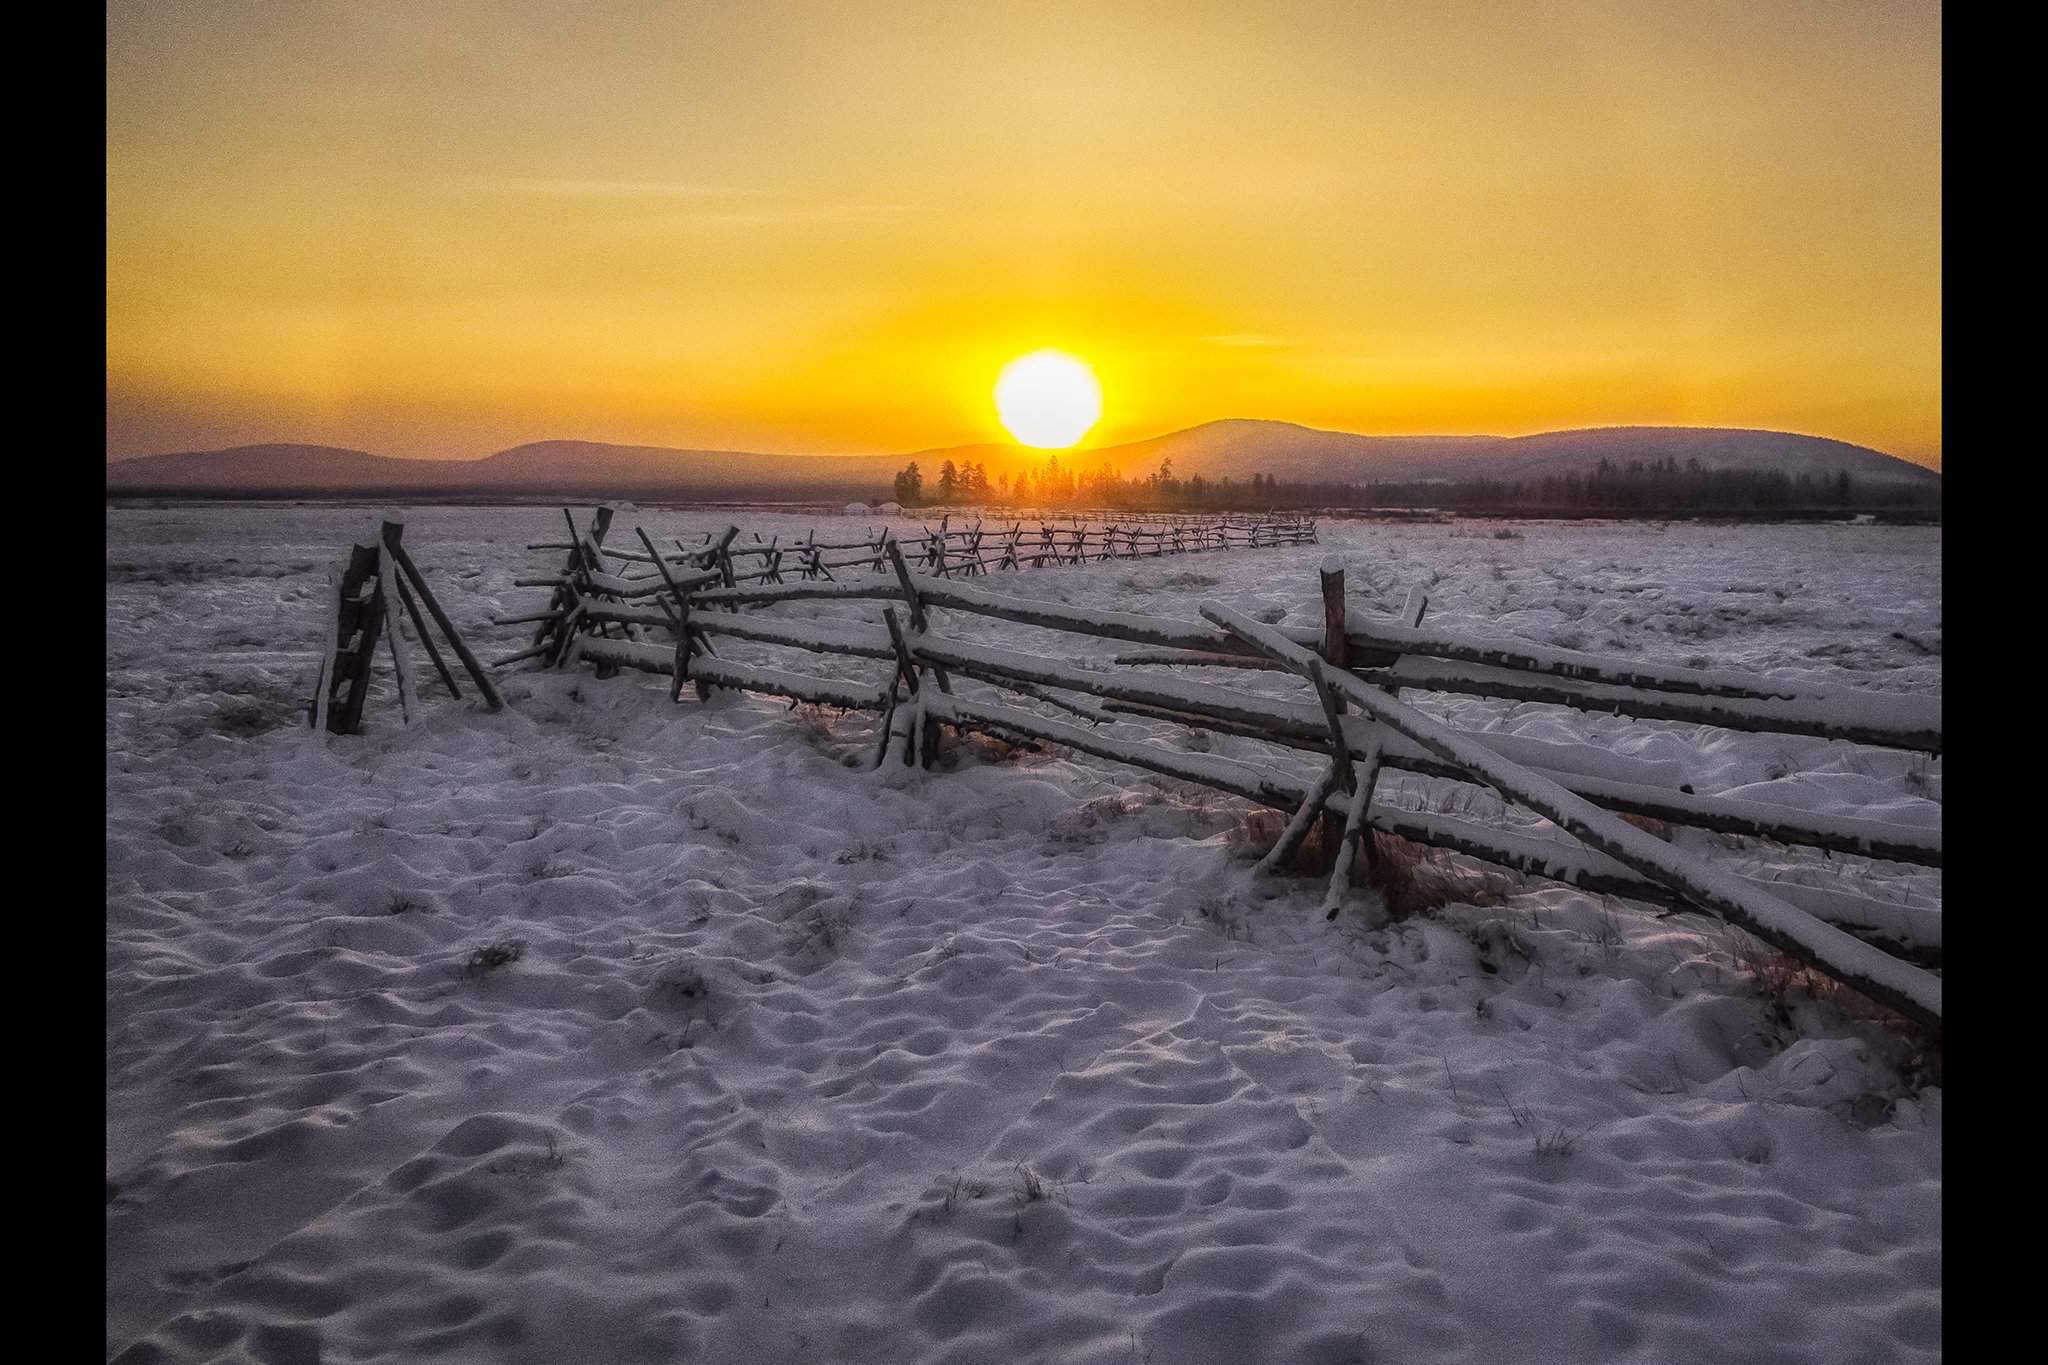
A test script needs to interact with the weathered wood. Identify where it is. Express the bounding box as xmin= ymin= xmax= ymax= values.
xmin=927 ymin=693 xmax=1309 ymax=811
xmin=1257 ymin=764 xmax=1342 ymax=876
xmin=883 ymin=535 xmax=952 ymax=694
xmin=1316 ymin=565 xmax=1350 ymax=859
xmin=1201 ymin=602 xmax=1941 ymax=1031
xmin=1344 ymin=610 xmax=1931 ymax=709
xmin=378 ymin=538 xmax=418 ymax=725
xmin=331 ymin=541 xmax=384 ymax=734
xmin=1329 ymin=586 xmax=1427 ymax=906
xmin=1320 ymin=776 xmax=1375 ymax=917
xmin=492 ymin=641 xmax=558 ymax=668
xmin=882 ymin=607 xmax=922 ymax=767
xmin=1366 ymin=805 xmax=1940 ymax=966
xmin=532 ymin=508 xmax=611 ymax=646
xmin=383 ymin=526 xmax=504 ymax=712
xmin=1344 ymin=654 xmax=1940 ymax=753
xmin=577 ymin=638 xmax=889 ymax=712
xmin=392 ymin=562 xmax=461 ymax=698
xmin=308 ymin=566 xmax=340 ymax=733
